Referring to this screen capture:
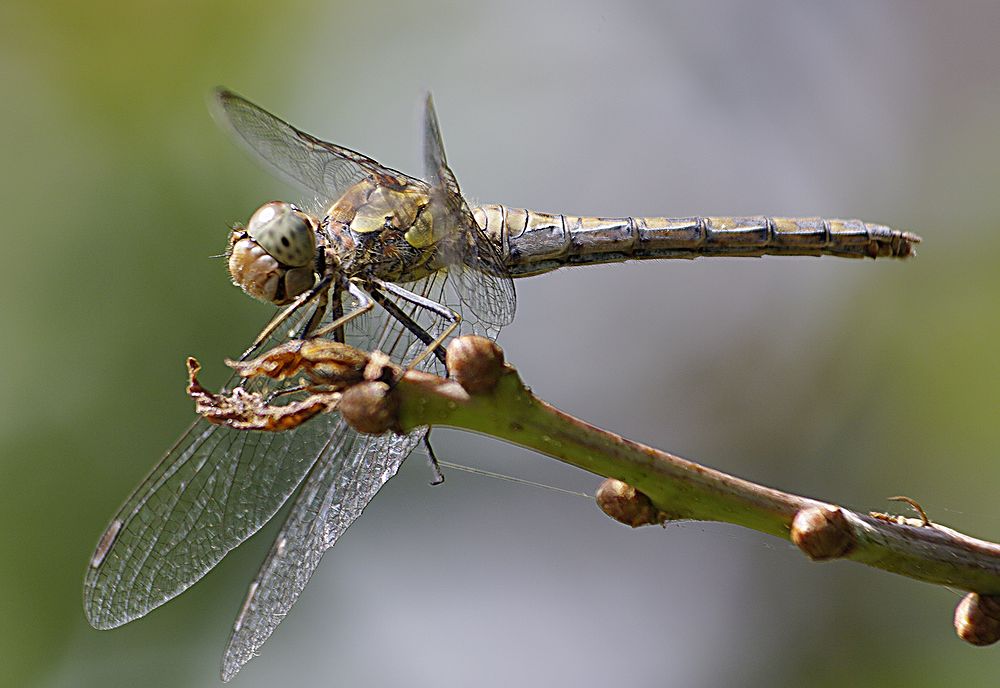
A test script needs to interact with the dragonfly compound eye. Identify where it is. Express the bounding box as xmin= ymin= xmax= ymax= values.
xmin=228 ymin=237 xmax=281 ymax=303
xmin=246 ymin=201 xmax=317 ymax=267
